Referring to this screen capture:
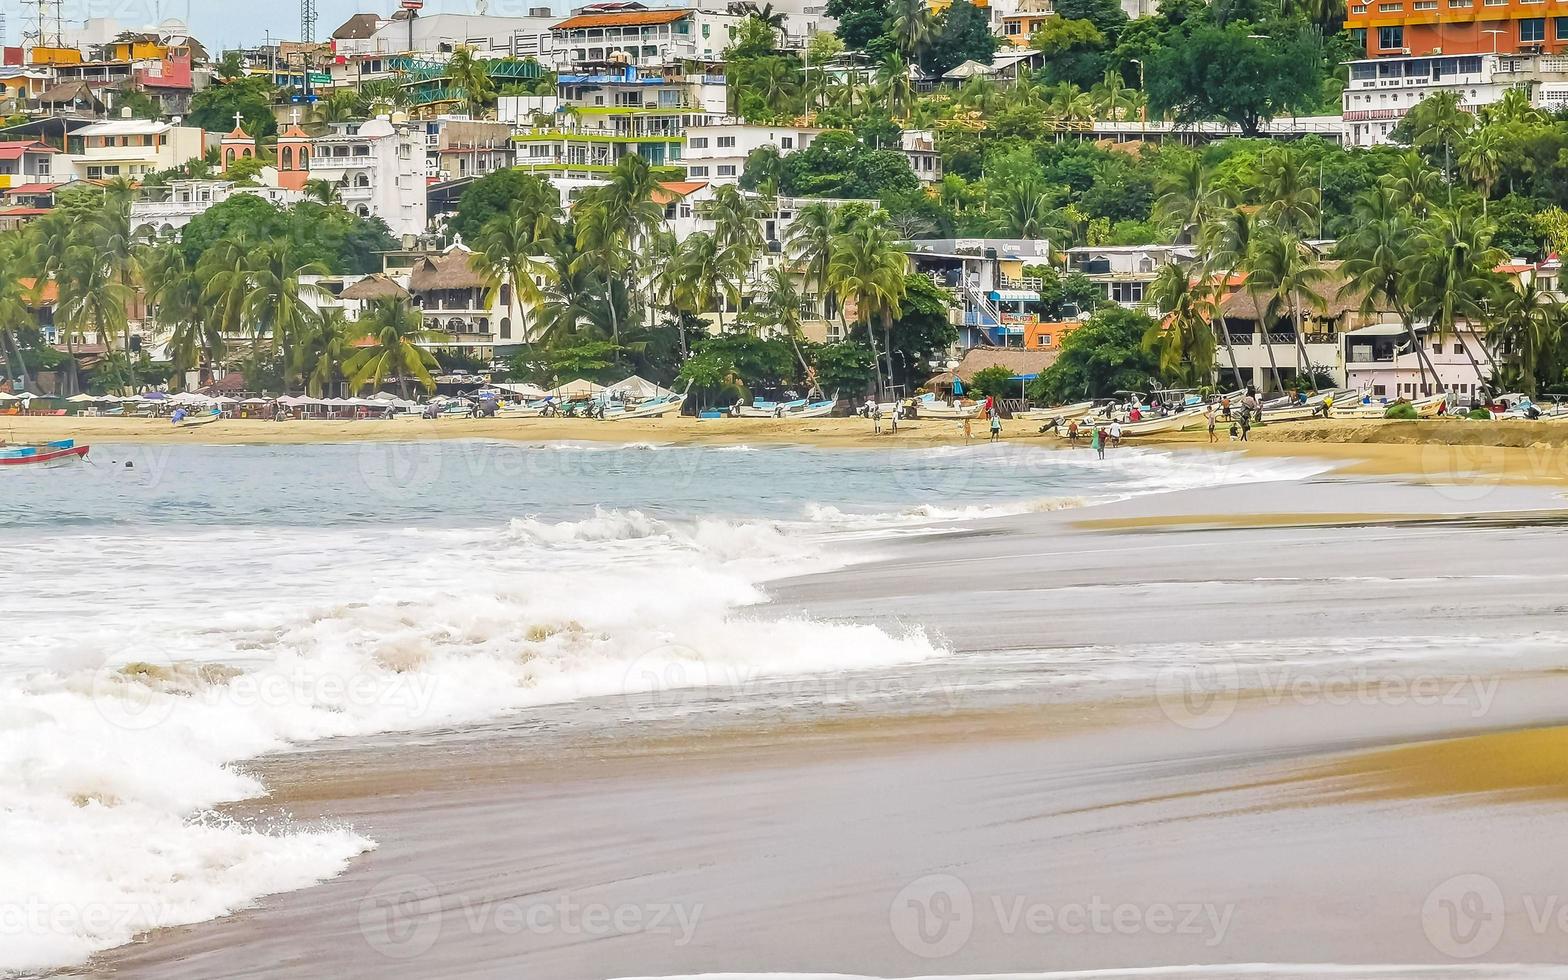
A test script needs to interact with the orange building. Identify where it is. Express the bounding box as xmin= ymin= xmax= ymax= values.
xmin=1345 ymin=0 xmax=1568 ymax=58
xmin=1024 ymin=320 xmax=1085 ymax=352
